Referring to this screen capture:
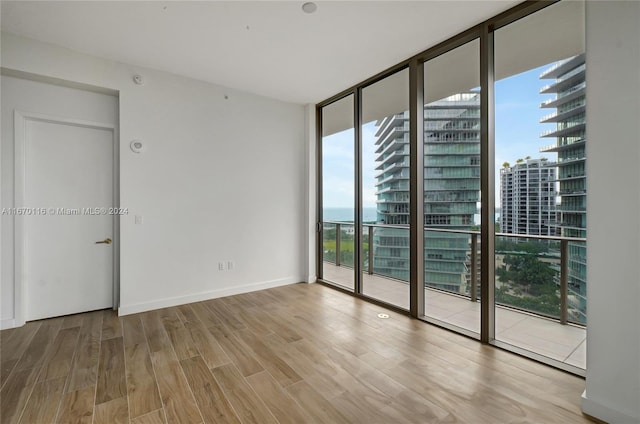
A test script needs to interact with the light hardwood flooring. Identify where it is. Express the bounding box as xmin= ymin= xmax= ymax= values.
xmin=1 ymin=283 xmax=595 ymax=423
